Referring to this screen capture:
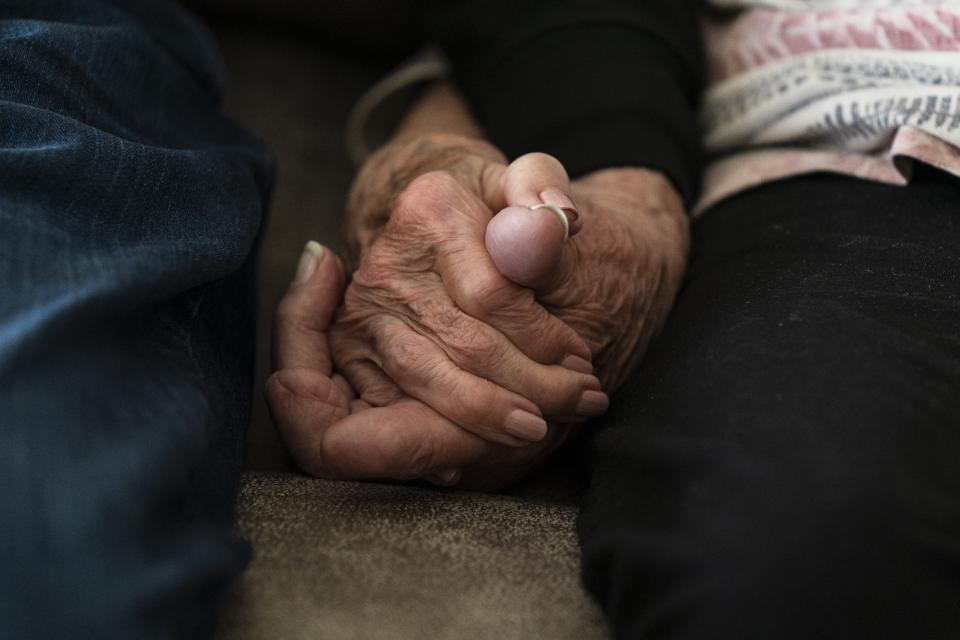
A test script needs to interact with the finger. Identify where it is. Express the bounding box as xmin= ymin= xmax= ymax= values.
xmin=403 ymin=297 xmax=603 ymax=419
xmin=372 ymin=314 xmax=606 ymax=442
xmin=268 ymin=367 xmax=562 ymax=488
xmin=321 ymin=399 xmax=502 ymax=480
xmin=485 ymin=204 xmax=580 ymax=294
xmin=437 ymin=243 xmax=592 ymax=365
xmin=328 ymin=308 xmax=407 ymax=406
xmin=393 ymin=169 xmax=591 ymax=365
xmin=272 ymin=241 xmax=345 ymax=373
xmin=265 ymin=366 xmax=352 ymax=474
xmin=270 ymin=369 xmax=500 ymax=480
xmin=374 ymin=171 xmax=599 ymax=424
xmin=429 ymin=198 xmax=591 ymax=365
xmin=336 ymin=350 xmax=405 ymax=407
xmin=501 ymin=152 xmax=580 ymax=234
xmin=368 ymin=317 xmax=546 ymax=446
xmin=331 ymin=373 xmax=355 ymax=401
xmin=350 ymin=398 xmax=372 ymax=412
xmin=482 ymin=152 xmax=581 ymax=236
xmin=485 ymin=153 xmax=581 ymax=293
